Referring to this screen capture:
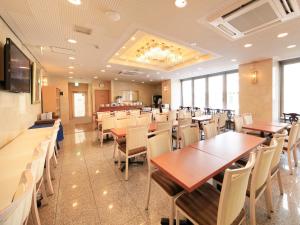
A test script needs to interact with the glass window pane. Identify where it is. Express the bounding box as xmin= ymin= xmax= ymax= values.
xmin=283 ymin=63 xmax=300 ymax=113
xmin=208 ymin=75 xmax=223 ymax=109
xmin=182 ymin=80 xmax=192 ymax=107
xmin=226 ymin=72 xmax=239 ymax=113
xmin=74 ymin=92 xmax=86 ymax=117
xmin=194 ymin=78 xmax=206 ymax=108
